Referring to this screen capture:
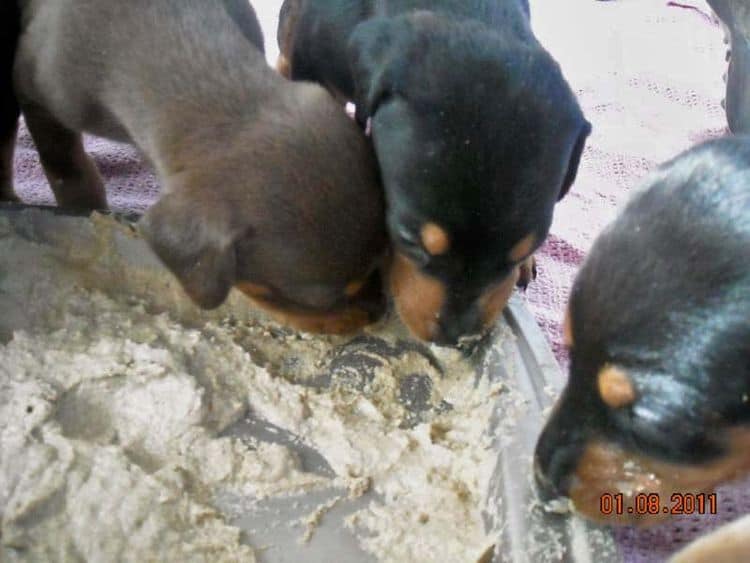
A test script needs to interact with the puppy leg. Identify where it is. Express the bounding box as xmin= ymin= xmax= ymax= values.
xmin=708 ymin=0 xmax=750 ymax=133
xmin=276 ymin=0 xmax=303 ymax=78
xmin=725 ymin=33 xmax=750 ymax=134
xmin=276 ymin=55 xmax=292 ymax=78
xmin=21 ymin=103 xmax=107 ymax=210
xmin=516 ymin=254 xmax=537 ymax=290
xmin=0 ymin=0 xmax=19 ymax=202
xmin=0 ymin=88 xmax=19 ymax=203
